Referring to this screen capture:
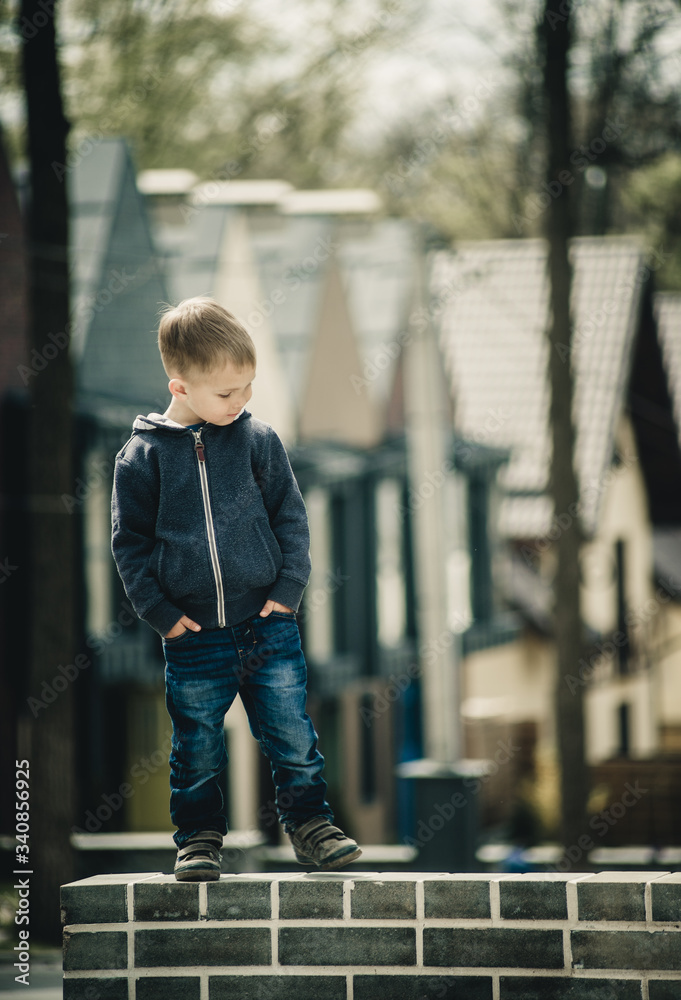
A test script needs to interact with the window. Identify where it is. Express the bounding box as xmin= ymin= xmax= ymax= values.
xmin=615 ymin=539 xmax=630 ymax=674
xmin=375 ymin=478 xmax=406 ymax=648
